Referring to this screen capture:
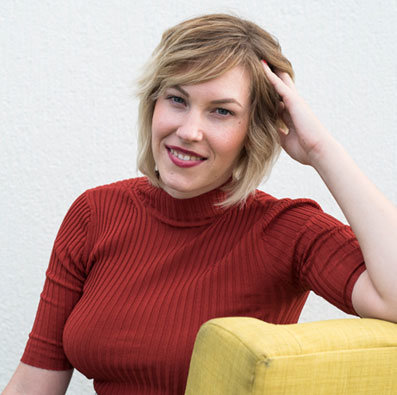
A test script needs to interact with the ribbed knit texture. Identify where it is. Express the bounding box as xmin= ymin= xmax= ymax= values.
xmin=21 ymin=177 xmax=366 ymax=394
